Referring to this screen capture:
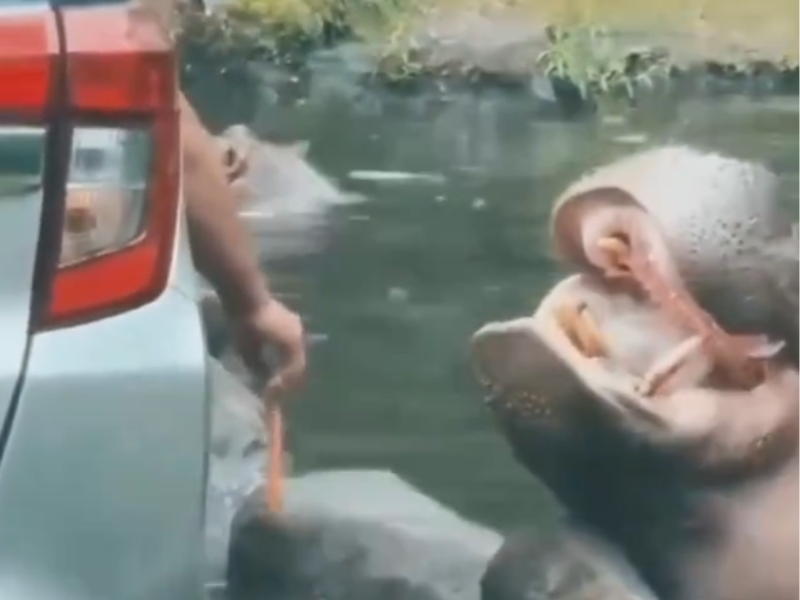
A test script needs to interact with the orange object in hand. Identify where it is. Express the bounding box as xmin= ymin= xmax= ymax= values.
xmin=264 ymin=399 xmax=285 ymax=513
